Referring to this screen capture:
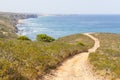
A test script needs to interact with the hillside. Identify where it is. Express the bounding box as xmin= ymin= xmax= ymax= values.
xmin=0 ymin=33 xmax=94 ymax=80
xmin=43 ymin=33 xmax=100 ymax=80
xmin=0 ymin=12 xmax=37 ymax=38
xmin=89 ymin=33 xmax=120 ymax=80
